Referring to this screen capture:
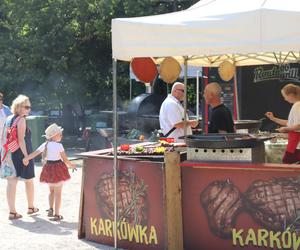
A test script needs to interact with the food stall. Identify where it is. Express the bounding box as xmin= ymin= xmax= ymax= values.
xmin=77 ymin=134 xmax=299 ymax=250
xmin=77 ymin=0 xmax=300 ymax=249
xmin=180 ymin=134 xmax=300 ymax=250
xmin=78 ymin=143 xmax=185 ymax=250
